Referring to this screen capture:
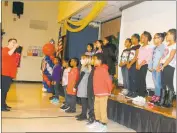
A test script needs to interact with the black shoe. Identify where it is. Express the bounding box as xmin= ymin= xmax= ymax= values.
xmin=62 ymin=105 xmax=70 ymax=110
xmin=60 ymin=104 xmax=67 ymax=109
xmin=163 ymin=90 xmax=174 ymax=108
xmin=6 ymin=105 xmax=12 ymax=109
xmin=75 ymin=113 xmax=82 ymax=118
xmin=131 ymin=92 xmax=137 ymax=98
xmin=156 ymin=89 xmax=166 ymax=106
xmin=49 ymin=96 xmax=55 ymax=100
xmin=1 ymin=108 xmax=10 ymax=112
xmin=77 ymin=115 xmax=87 ymax=121
xmin=86 ymin=119 xmax=94 ymax=125
xmin=65 ymin=108 xmax=76 ymax=113
xmin=126 ymin=92 xmax=132 ymax=97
